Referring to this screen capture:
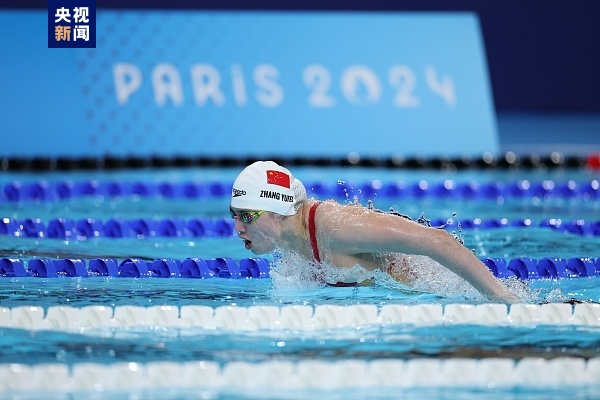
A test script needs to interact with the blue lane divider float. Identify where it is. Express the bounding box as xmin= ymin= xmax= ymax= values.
xmin=1 ymin=179 xmax=599 ymax=202
xmin=0 ymin=257 xmax=270 ymax=279
xmin=0 ymin=217 xmax=236 ymax=239
xmin=1 ymin=216 xmax=600 ymax=239
xmin=0 ymin=256 xmax=597 ymax=280
xmin=480 ymin=257 xmax=600 ymax=280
